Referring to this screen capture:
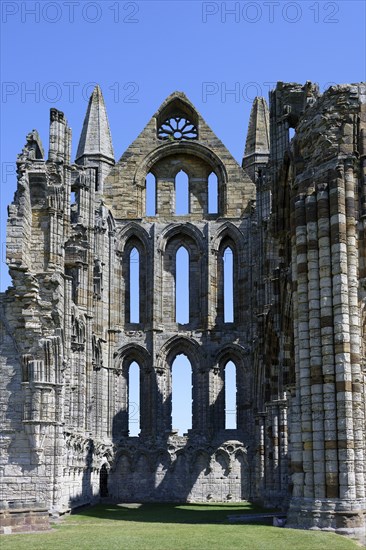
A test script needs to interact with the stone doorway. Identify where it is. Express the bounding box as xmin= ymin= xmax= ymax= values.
xmin=100 ymin=464 xmax=109 ymax=498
